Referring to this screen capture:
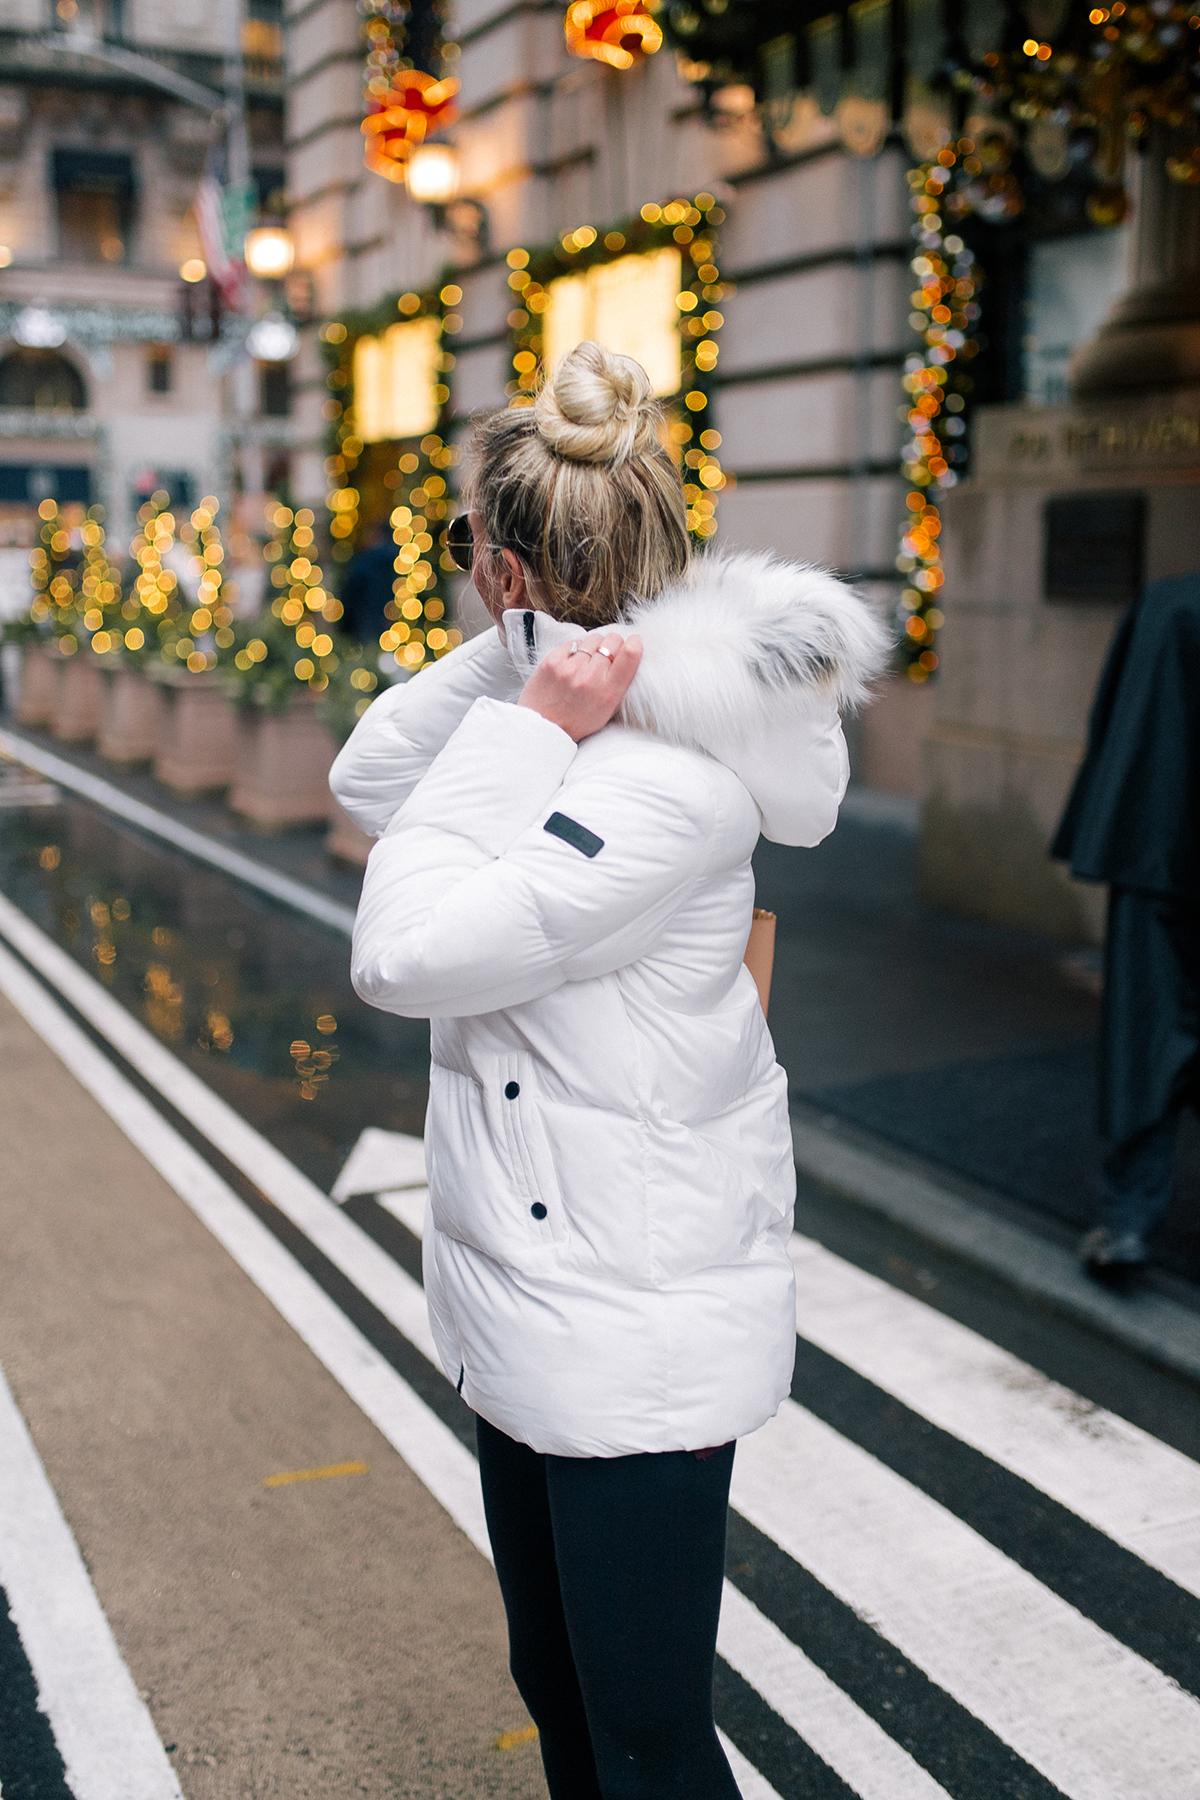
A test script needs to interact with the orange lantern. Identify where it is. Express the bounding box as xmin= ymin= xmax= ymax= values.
xmin=362 ymin=70 xmax=461 ymax=182
xmin=564 ymin=0 xmax=663 ymax=71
